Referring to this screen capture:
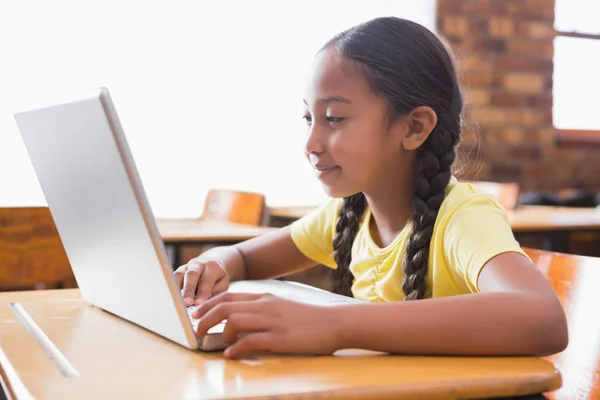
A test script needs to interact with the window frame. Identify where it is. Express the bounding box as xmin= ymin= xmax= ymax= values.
xmin=554 ymin=28 xmax=600 ymax=145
